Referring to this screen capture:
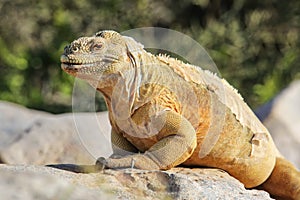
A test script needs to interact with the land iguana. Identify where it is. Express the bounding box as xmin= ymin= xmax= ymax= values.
xmin=60 ymin=30 xmax=300 ymax=200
